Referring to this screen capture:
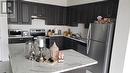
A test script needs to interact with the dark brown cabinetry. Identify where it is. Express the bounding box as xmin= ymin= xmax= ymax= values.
xmin=7 ymin=0 xmax=19 ymax=24
xmin=8 ymin=0 xmax=31 ymax=24
xmin=22 ymin=2 xmax=31 ymax=24
xmin=48 ymin=36 xmax=64 ymax=50
xmin=9 ymin=38 xmax=33 ymax=44
xmin=30 ymin=3 xmax=47 ymax=17
xmin=66 ymin=1 xmax=119 ymax=28
xmin=8 ymin=0 xmax=118 ymax=27
xmin=46 ymin=5 xmax=67 ymax=25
